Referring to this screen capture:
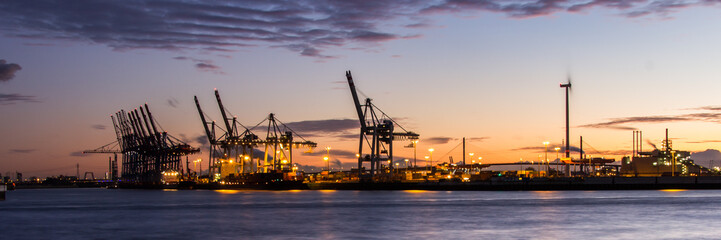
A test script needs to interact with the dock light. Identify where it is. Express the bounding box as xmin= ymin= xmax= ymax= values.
xmin=428 ymin=148 xmax=434 ymax=166
xmin=324 ymin=156 xmax=329 ymax=172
